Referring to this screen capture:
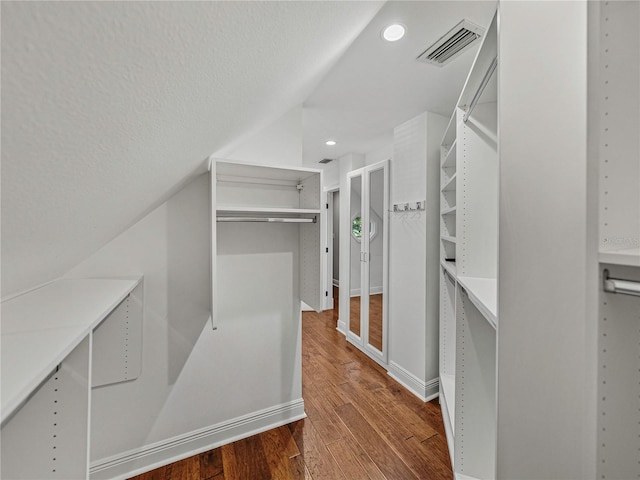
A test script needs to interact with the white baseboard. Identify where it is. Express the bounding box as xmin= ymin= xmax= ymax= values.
xmin=90 ymin=399 xmax=306 ymax=480
xmin=336 ymin=319 xmax=347 ymax=335
xmin=349 ymin=286 xmax=383 ymax=297
xmin=387 ymin=362 xmax=439 ymax=402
